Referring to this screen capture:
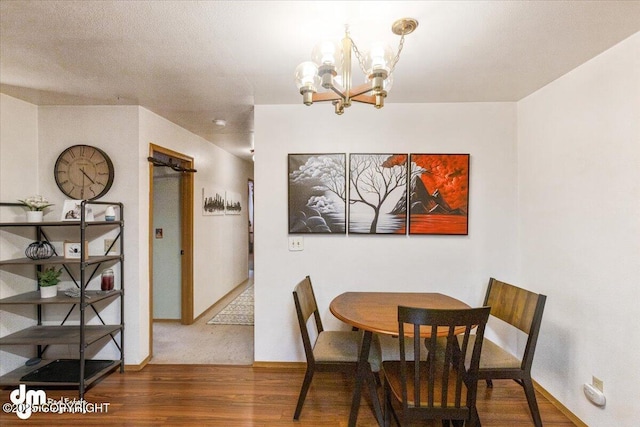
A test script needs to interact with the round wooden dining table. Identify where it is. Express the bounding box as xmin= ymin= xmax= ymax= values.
xmin=329 ymin=291 xmax=471 ymax=427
